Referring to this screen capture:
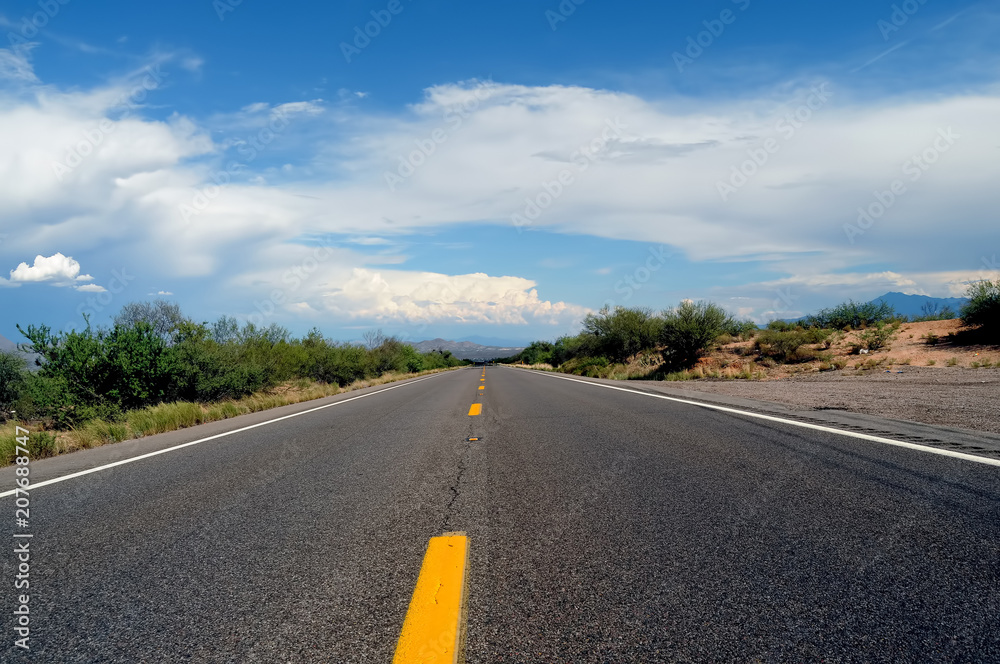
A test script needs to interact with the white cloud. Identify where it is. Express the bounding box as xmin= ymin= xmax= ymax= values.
xmin=76 ymin=283 xmax=107 ymax=293
xmin=9 ymin=252 xmax=93 ymax=284
xmin=0 ymin=47 xmax=37 ymax=82
xmin=273 ymin=100 xmax=324 ymax=116
xmin=1 ymin=61 xmax=997 ymax=327
xmin=180 ymin=57 xmax=204 ymax=72
xmin=322 ymin=268 xmax=588 ymax=325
